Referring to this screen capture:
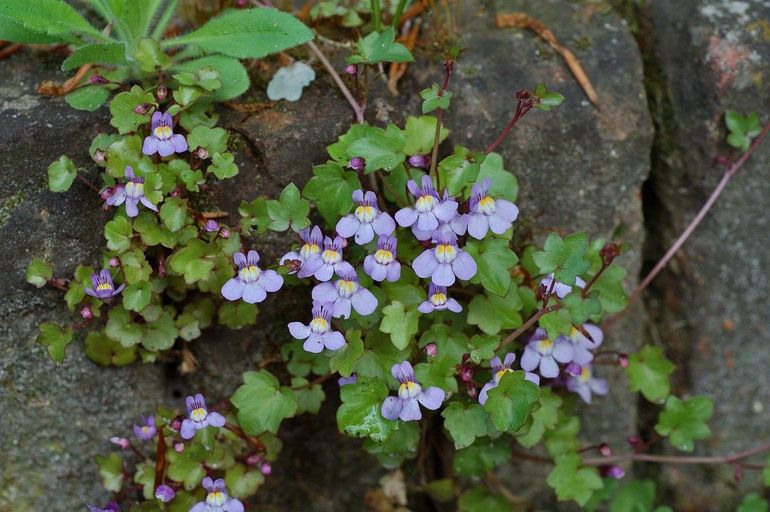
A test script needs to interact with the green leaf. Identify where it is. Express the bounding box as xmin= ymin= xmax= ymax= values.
xmin=562 ymin=294 xmax=602 ymax=325
xmin=453 ymin=438 xmax=510 ymax=477
xmin=483 ymin=371 xmax=540 ymax=432
xmin=267 ymin=183 xmax=310 ymax=232
xmin=726 ymin=111 xmax=761 ymax=151
xmin=467 ymin=288 xmax=523 ymax=335
xmin=209 ymin=152 xmax=239 ymax=179
xmin=608 ymin=480 xmax=656 ymax=512
xmin=174 ymin=56 xmax=250 ymax=100
xmin=441 ymin=402 xmax=489 ymax=449
xmin=167 ymin=239 xmax=216 ymax=283
xmin=96 ymin=453 xmax=123 ymax=492
xmin=62 ymin=42 xmax=126 ymax=70
xmin=336 ymin=377 xmax=396 ymax=442
xmin=123 ymin=281 xmax=152 ymax=312
xmin=403 ymin=115 xmax=449 ymax=155
xmin=438 ymin=146 xmax=482 ymax=197
xmin=464 ymin=238 xmax=518 ymax=296
xmin=458 ymin=486 xmax=510 ymax=512
xmin=545 ymin=414 xmax=581 ymax=456
xmin=0 ymin=15 xmax=70 ymax=44
xmin=516 ymin=388 xmax=563 ymax=447
xmin=625 ymin=345 xmax=675 ymax=404
xmin=231 ymin=370 xmax=298 ymax=435
xmin=37 ymin=322 xmax=73 ymax=362
xmin=539 ymin=307 xmax=574 ymax=339
xmin=162 ymin=7 xmax=312 ymax=59
xmin=187 ymin=125 xmax=228 ymax=154
xmin=346 ymin=123 xmax=406 ymax=173
xmin=654 ymin=396 xmax=713 ymax=452
xmin=738 ymin=493 xmax=770 ymax=512
xmin=85 ymin=331 xmax=137 ymax=366
xmin=420 ymin=83 xmax=453 ymax=113
xmin=533 ymin=83 xmax=565 ymax=111
xmin=379 ymin=301 xmax=419 ymax=350
xmin=302 ymin=163 xmax=359 ymax=225
xmin=26 ymin=258 xmax=52 ymax=288
xmin=533 ymin=232 xmax=591 ymax=286
xmin=363 ymin=421 xmax=420 ymax=468
xmin=105 ymin=306 xmax=142 ymax=347
xmin=290 ymin=377 xmax=326 ymax=415
xmin=225 ymin=464 xmax=264 ymax=499
xmin=109 ymin=86 xmax=155 ymax=134
xmin=160 ymin=198 xmax=189 ymax=232
xmin=64 ymin=264 xmax=94 ymax=310
xmin=590 ymin=263 xmax=628 ymax=313
xmin=47 ymin=155 xmax=77 ymax=192
xmin=547 ymin=453 xmax=603 ymax=506
xmin=218 ymin=302 xmax=258 ymax=329
xmin=467 ymin=334 xmax=499 ymax=364
xmin=239 ymin=196 xmax=271 ymax=236
xmin=65 ymin=85 xmax=111 ymax=111
xmin=133 ymin=211 xmax=176 ymax=248
xmin=329 ymin=329 xmax=364 ymax=376
xmin=134 ymin=37 xmax=171 ymax=72
xmin=0 ymin=0 xmax=104 ymax=40
xmin=476 ymin=152 xmax=518 ymax=203
xmin=348 ymin=27 xmax=413 ymax=64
